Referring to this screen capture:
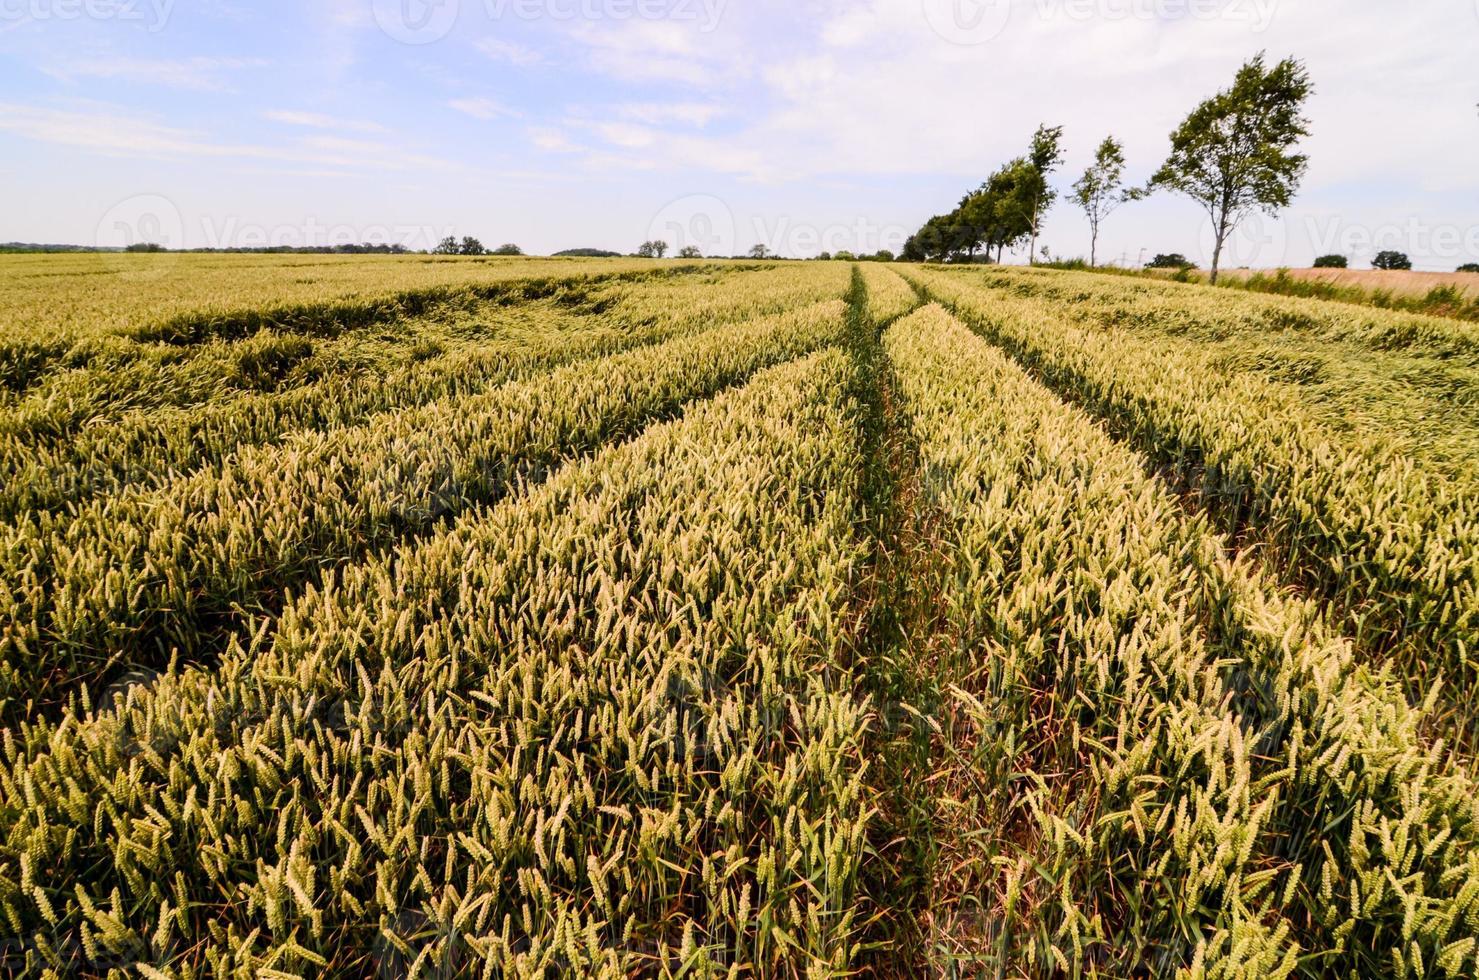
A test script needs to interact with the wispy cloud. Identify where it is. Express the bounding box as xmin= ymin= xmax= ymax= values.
xmin=449 ymin=97 xmax=515 ymax=121
xmin=474 ymin=37 xmax=542 ymax=67
xmin=43 ymin=56 xmax=266 ymax=91
xmin=617 ymin=102 xmax=724 ymax=127
xmin=528 ymin=126 xmax=581 ymax=153
xmin=263 ymin=110 xmax=389 ymax=134
xmin=0 ymin=103 xmax=447 ymax=171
